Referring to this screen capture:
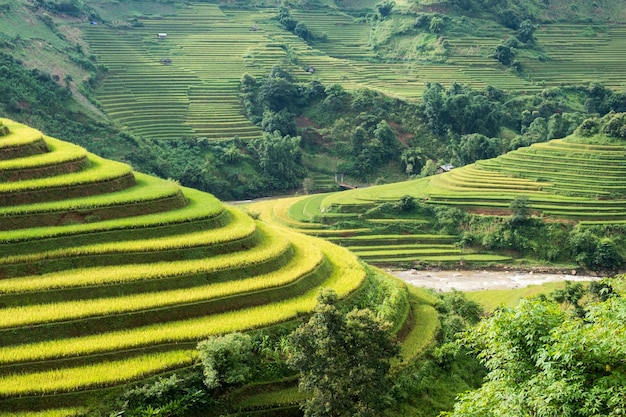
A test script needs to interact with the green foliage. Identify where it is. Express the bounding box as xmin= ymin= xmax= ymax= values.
xmin=600 ymin=111 xmax=626 ymax=139
xmin=288 ymin=289 xmax=400 ymax=417
xmin=376 ymin=0 xmax=395 ymax=19
xmin=252 ymin=131 xmax=306 ymax=190
xmin=421 ymin=82 xmax=505 ymax=138
xmin=509 ymin=195 xmax=530 ymax=221
xmin=277 ymin=7 xmax=318 ymax=42
xmin=447 ymin=291 xmax=626 ymax=417
xmin=516 ymin=19 xmax=536 ymax=43
xmin=110 ymin=372 xmax=211 ymax=417
xmin=493 ymin=44 xmax=514 ymax=66
xmin=197 ymin=333 xmax=255 ymax=390
xmin=456 ymin=133 xmax=499 ymax=165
